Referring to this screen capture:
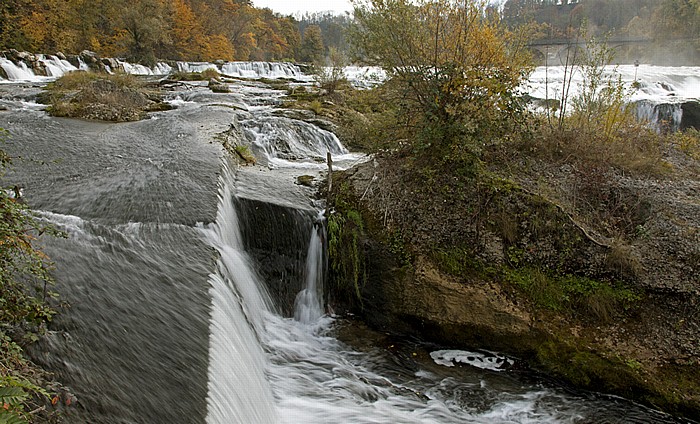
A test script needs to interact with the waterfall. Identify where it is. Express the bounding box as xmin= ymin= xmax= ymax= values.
xmin=220 ymin=62 xmax=304 ymax=79
xmin=293 ymin=215 xmax=325 ymax=324
xmin=0 ymin=57 xmax=39 ymax=81
xmin=39 ymin=54 xmax=80 ymax=77
xmin=242 ymin=116 xmax=348 ymax=168
xmin=635 ymin=100 xmax=684 ymax=132
xmin=201 ymin=161 xmax=278 ymax=424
